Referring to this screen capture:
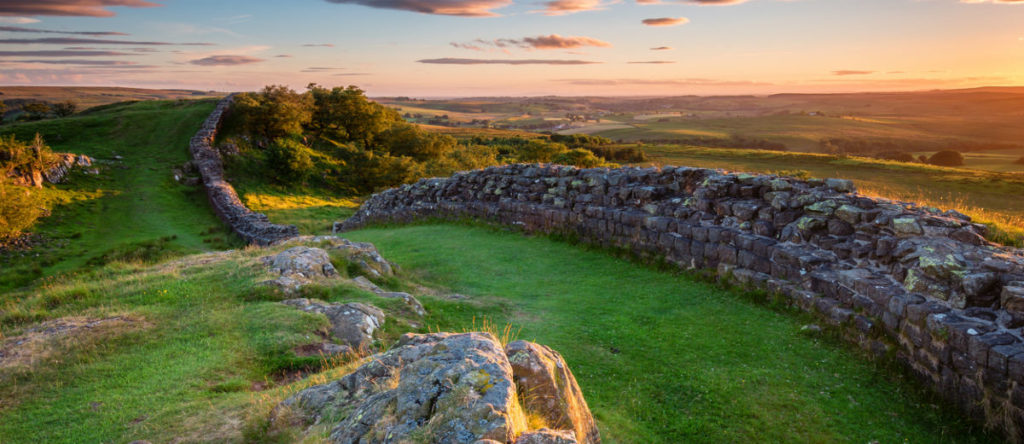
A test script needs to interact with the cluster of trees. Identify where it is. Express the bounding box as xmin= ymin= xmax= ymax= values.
xmin=3 ymin=100 xmax=78 ymax=122
xmin=228 ymin=85 xmax=619 ymax=194
xmin=0 ymin=134 xmax=52 ymax=238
